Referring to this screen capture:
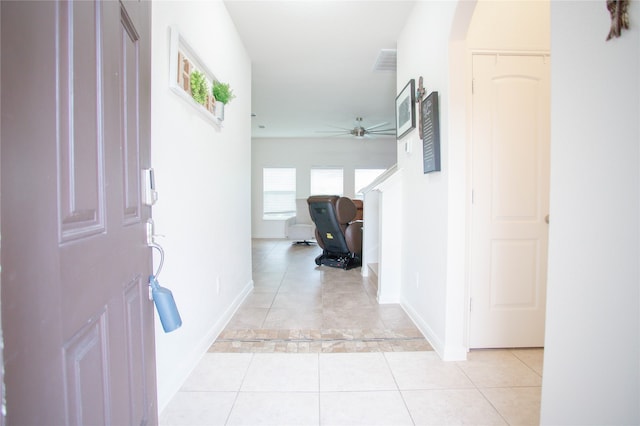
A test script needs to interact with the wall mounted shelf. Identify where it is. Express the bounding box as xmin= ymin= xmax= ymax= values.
xmin=168 ymin=27 xmax=222 ymax=127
